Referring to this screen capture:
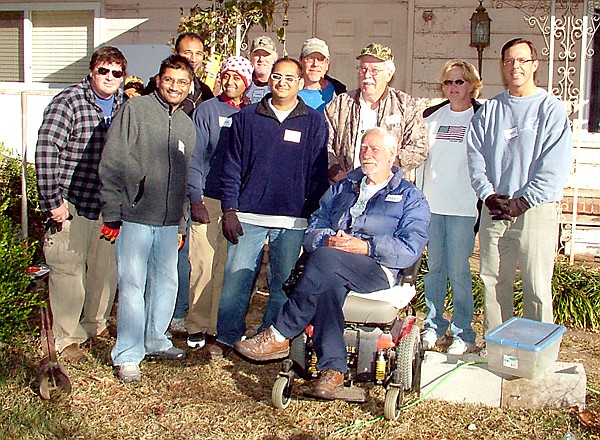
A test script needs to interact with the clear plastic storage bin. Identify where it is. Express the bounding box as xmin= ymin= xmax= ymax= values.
xmin=484 ymin=317 xmax=566 ymax=379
